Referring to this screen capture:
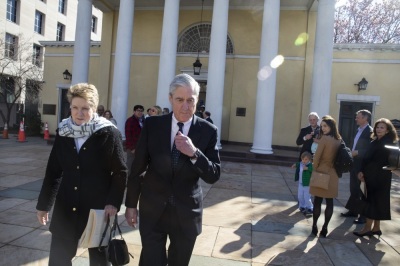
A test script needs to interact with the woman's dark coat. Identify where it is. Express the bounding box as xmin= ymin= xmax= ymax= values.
xmin=36 ymin=126 xmax=127 ymax=240
xmin=361 ymin=134 xmax=397 ymax=220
